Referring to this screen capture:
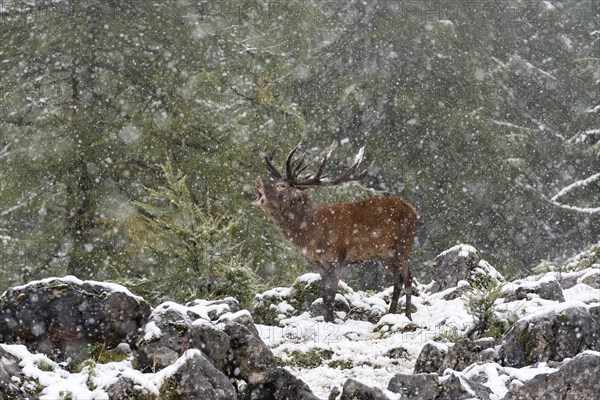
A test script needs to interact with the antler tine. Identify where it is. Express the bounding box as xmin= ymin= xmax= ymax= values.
xmin=327 ymin=146 xmax=368 ymax=185
xmin=292 ymin=150 xmax=308 ymax=179
xmin=296 ymin=144 xmax=372 ymax=187
xmin=285 ymin=142 xmax=302 ymax=181
xmin=264 ymin=148 xmax=283 ymax=179
xmin=313 ymin=141 xmax=336 ymax=181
